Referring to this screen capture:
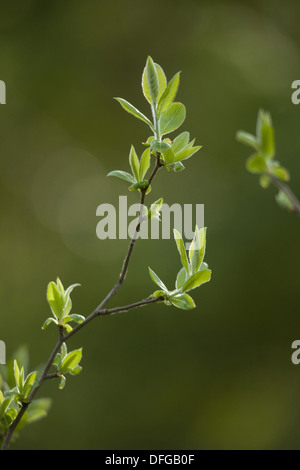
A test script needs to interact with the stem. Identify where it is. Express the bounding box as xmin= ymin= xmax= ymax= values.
xmin=268 ymin=172 xmax=300 ymax=215
xmin=1 ymin=155 xmax=163 ymax=450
